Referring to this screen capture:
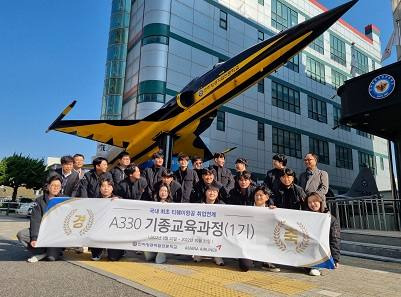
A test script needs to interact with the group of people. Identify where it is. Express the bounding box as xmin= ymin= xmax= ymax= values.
xmin=17 ymin=151 xmax=340 ymax=276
